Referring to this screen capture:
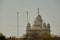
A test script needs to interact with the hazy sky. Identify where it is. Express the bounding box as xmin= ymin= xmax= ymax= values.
xmin=0 ymin=0 xmax=60 ymax=37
